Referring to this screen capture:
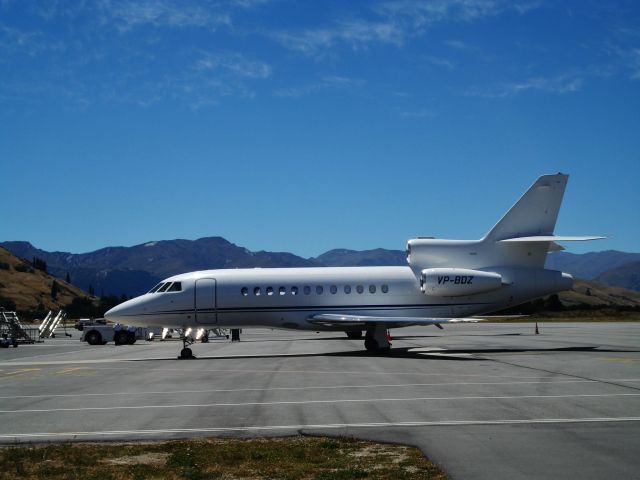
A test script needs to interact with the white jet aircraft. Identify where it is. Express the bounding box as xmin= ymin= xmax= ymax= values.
xmin=105 ymin=173 xmax=603 ymax=359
